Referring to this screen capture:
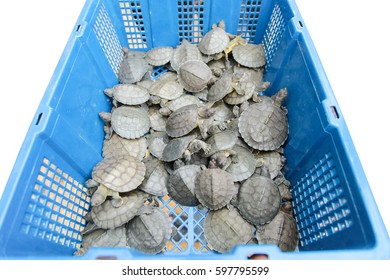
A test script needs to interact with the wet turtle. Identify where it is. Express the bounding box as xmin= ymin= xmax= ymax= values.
xmin=238 ymin=88 xmax=288 ymax=150
xmin=171 ymin=39 xmax=202 ymax=71
xmin=118 ymin=55 xmax=149 ymax=84
xmin=86 ymin=155 xmax=146 ymax=207
xmin=149 ymin=78 xmax=184 ymax=101
xmin=90 ymin=190 xmax=150 ymax=229
xmin=103 ymin=84 xmax=150 ymax=107
xmin=253 ymin=150 xmax=286 ymax=179
xmin=139 ymin=156 xmax=169 ymax=196
xmin=74 ymin=225 xmax=128 ymax=256
xmin=146 ymin=131 xmax=170 ymax=160
xmin=194 ymin=167 xmax=237 ymax=210
xmin=148 ymin=106 xmax=168 ymax=131
xmin=102 ymin=133 xmax=147 ymax=160
xmin=165 ymin=104 xmax=215 ymax=138
xmin=177 ymin=59 xmax=212 ymax=92
xmin=225 ymin=145 xmax=256 ymax=182
xmin=100 ymin=106 xmax=151 ymax=140
xmin=198 ymin=20 xmax=230 ymax=55
xmin=236 ymin=166 xmax=281 ymax=225
xmin=204 ymin=206 xmax=254 ymax=253
xmin=232 ymin=43 xmax=266 ymax=68
xmin=167 ymin=164 xmax=202 ymax=206
xmin=126 ymin=206 xmax=172 ymax=254
xmin=145 ymin=46 xmax=174 ymax=66
xmin=255 ymin=203 xmax=298 ymax=252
